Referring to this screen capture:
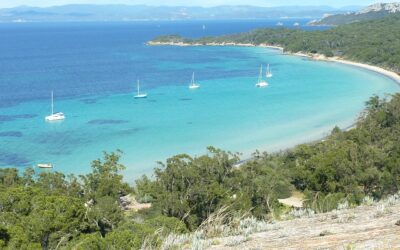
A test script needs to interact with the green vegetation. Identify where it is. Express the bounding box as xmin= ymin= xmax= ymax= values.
xmin=2 ymin=93 xmax=400 ymax=249
xmin=312 ymin=10 xmax=395 ymax=26
xmin=311 ymin=3 xmax=400 ymax=26
xmin=1 ymin=15 xmax=400 ymax=249
xmin=0 ymin=153 xmax=187 ymax=249
xmin=137 ymin=93 xmax=400 ymax=222
xmin=152 ymin=14 xmax=400 ymax=73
